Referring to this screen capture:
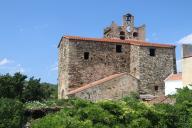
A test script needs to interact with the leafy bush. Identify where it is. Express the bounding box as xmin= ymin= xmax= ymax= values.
xmin=25 ymin=101 xmax=50 ymax=110
xmin=31 ymin=98 xmax=156 ymax=128
xmin=129 ymin=118 xmax=151 ymax=128
xmin=28 ymin=85 xmax=192 ymax=128
xmin=175 ymin=86 xmax=192 ymax=104
xmin=0 ymin=98 xmax=24 ymax=128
